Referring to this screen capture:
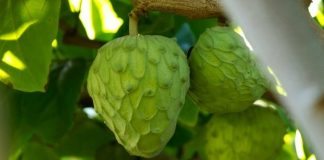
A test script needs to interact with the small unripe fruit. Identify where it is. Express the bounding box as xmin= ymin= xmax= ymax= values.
xmin=87 ymin=35 xmax=190 ymax=158
xmin=200 ymin=106 xmax=286 ymax=160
